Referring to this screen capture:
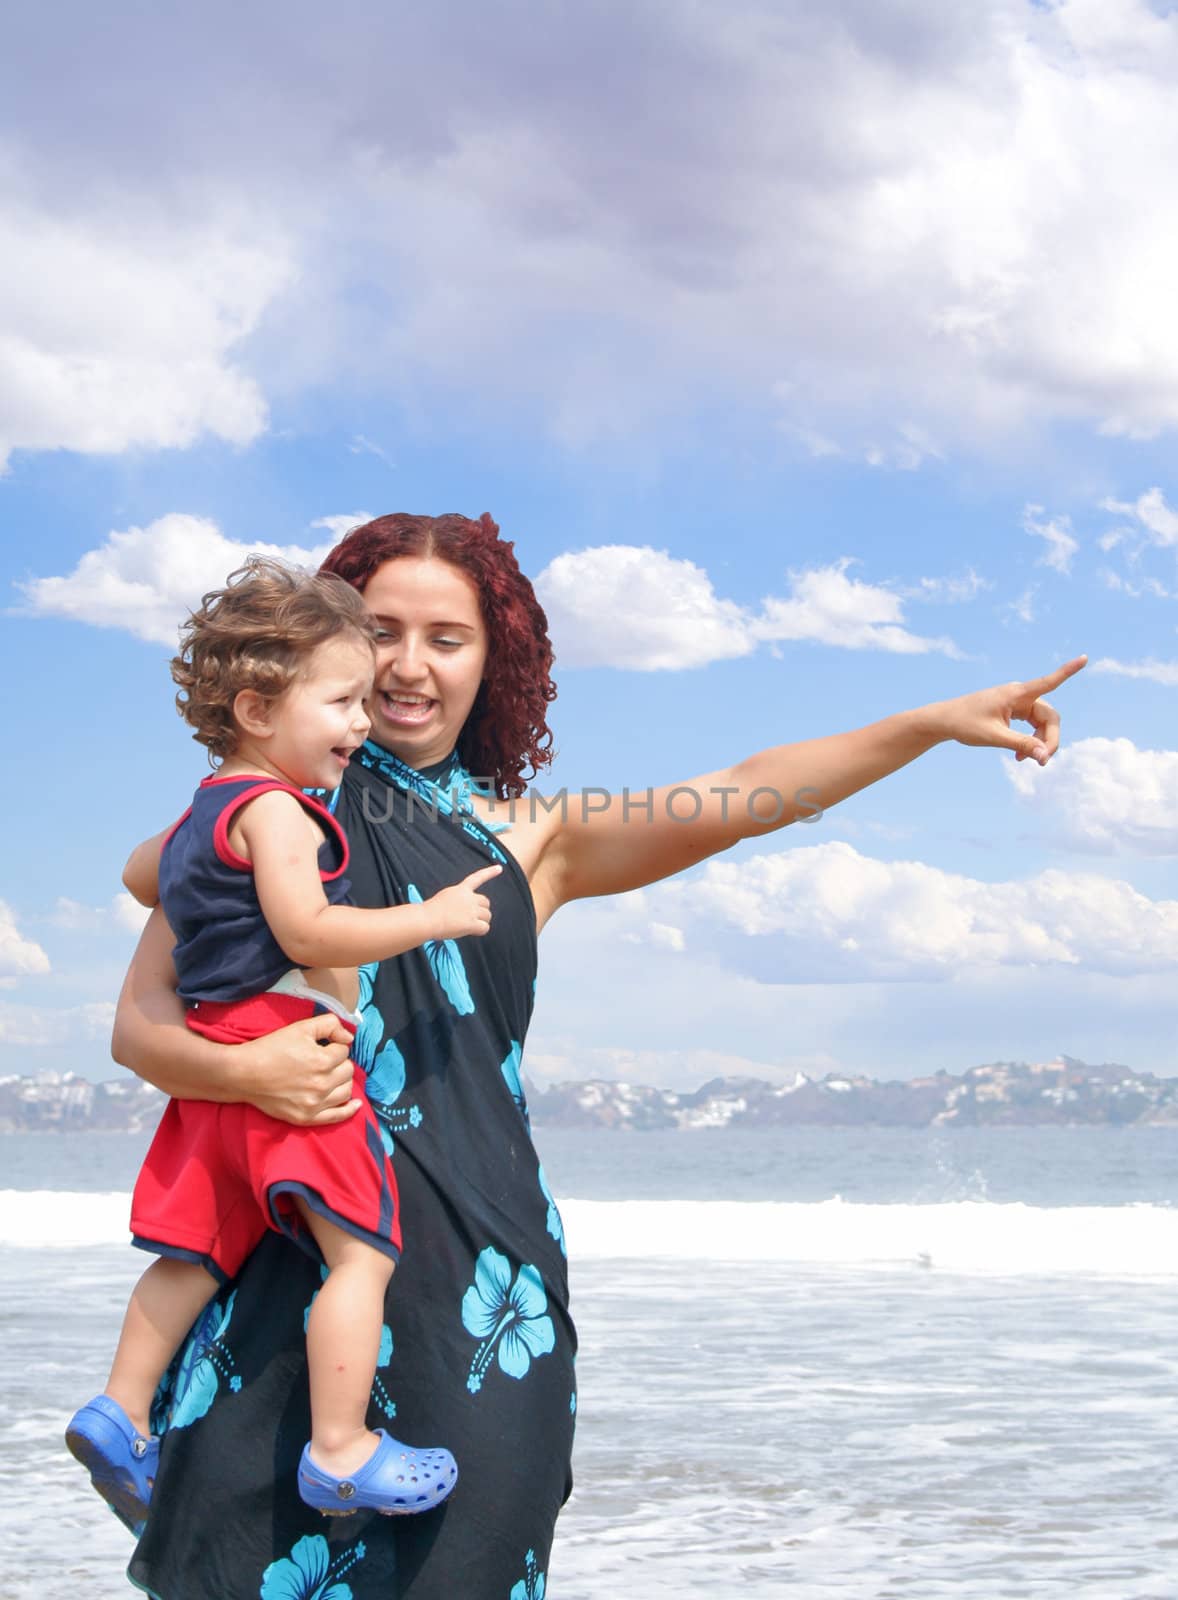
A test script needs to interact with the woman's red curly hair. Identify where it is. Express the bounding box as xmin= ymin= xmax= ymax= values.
xmin=320 ymin=513 xmax=556 ymax=800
